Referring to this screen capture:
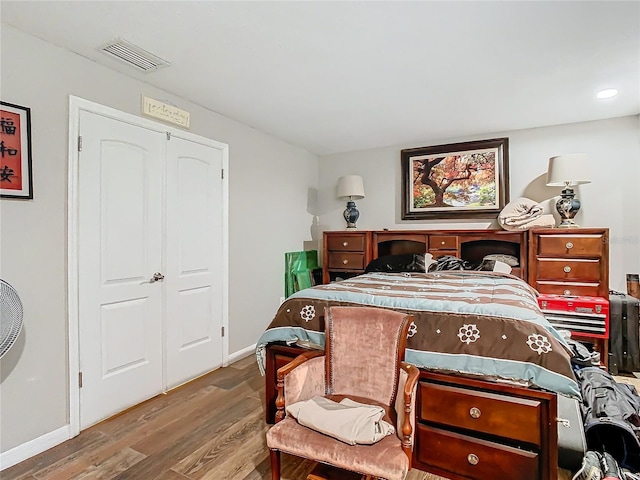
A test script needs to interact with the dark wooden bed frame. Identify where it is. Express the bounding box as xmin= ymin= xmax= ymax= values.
xmin=264 ymin=229 xmax=559 ymax=480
